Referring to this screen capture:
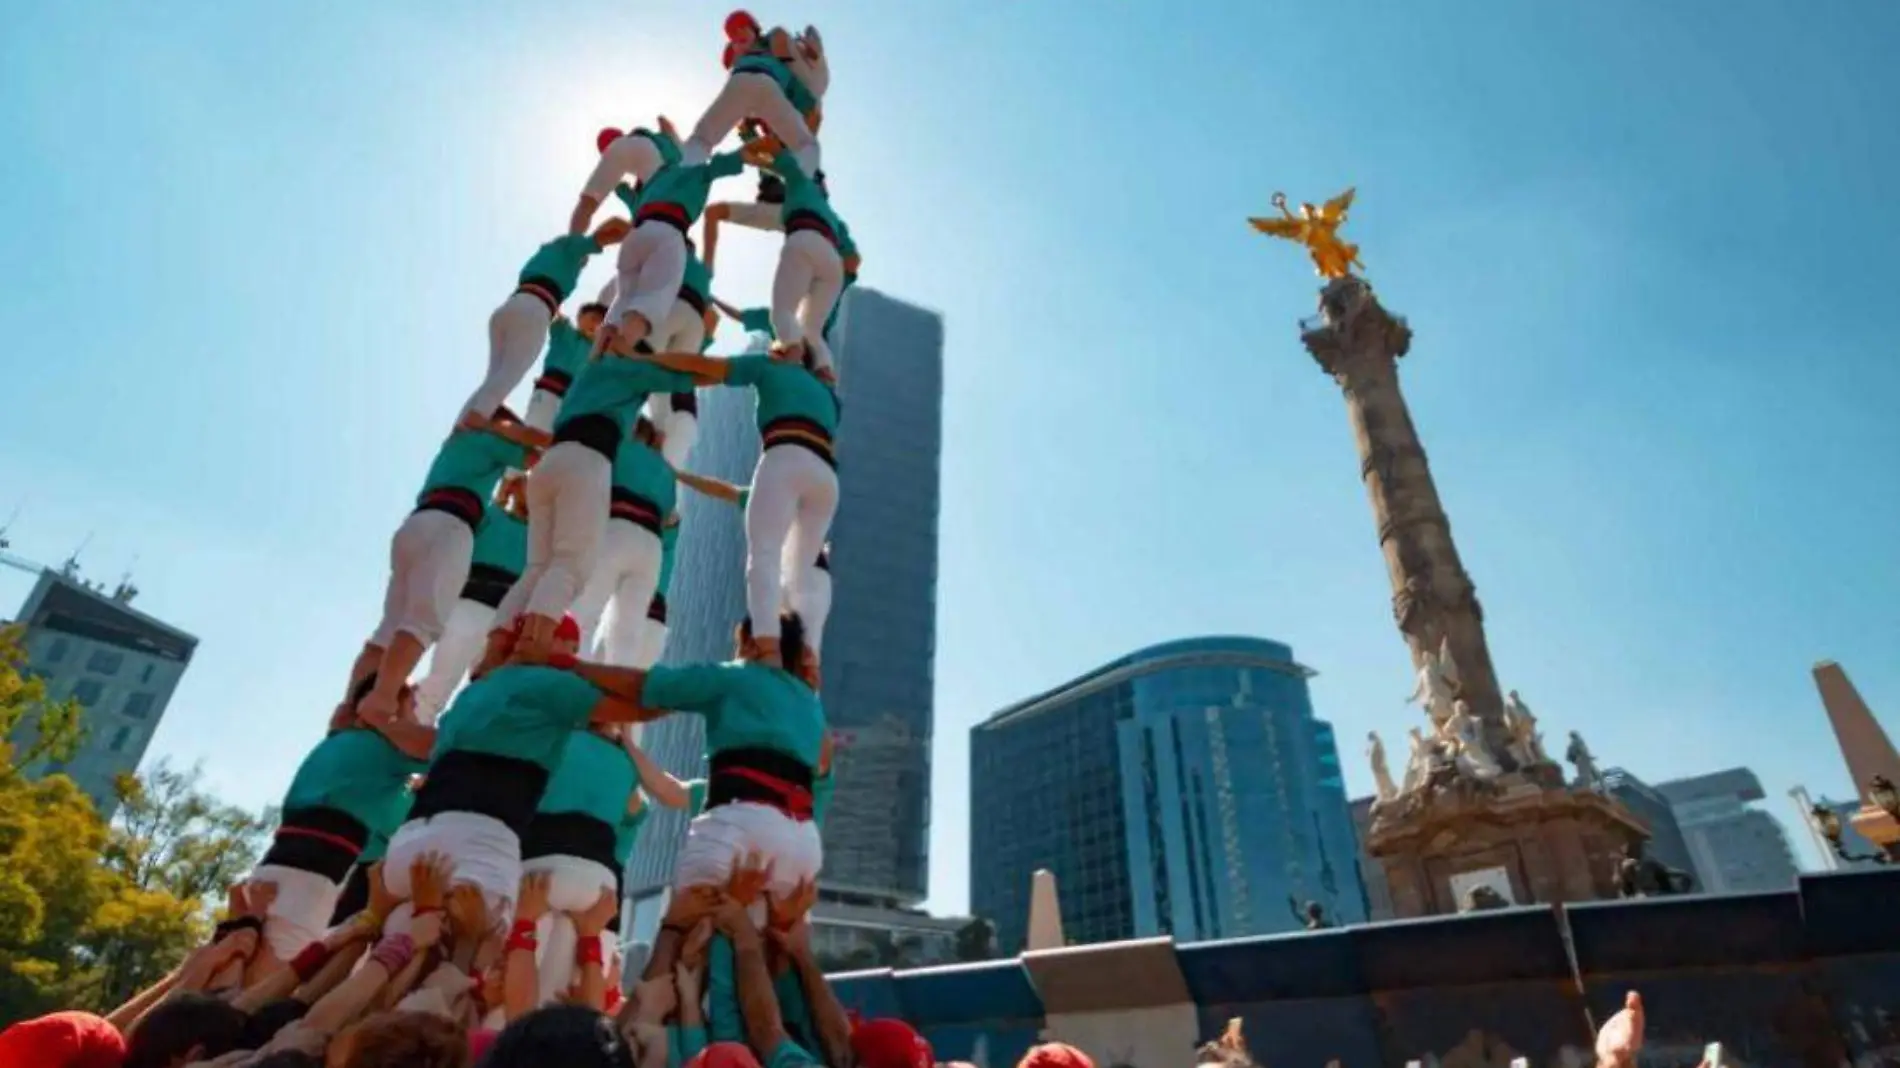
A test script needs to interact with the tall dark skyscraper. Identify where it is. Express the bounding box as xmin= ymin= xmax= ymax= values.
xmin=970 ymin=637 xmax=1366 ymax=955
xmin=625 ymin=288 xmax=944 ymax=948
